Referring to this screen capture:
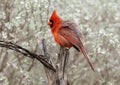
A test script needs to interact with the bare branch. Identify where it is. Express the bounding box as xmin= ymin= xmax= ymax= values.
xmin=0 ymin=40 xmax=71 ymax=85
xmin=0 ymin=40 xmax=56 ymax=72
